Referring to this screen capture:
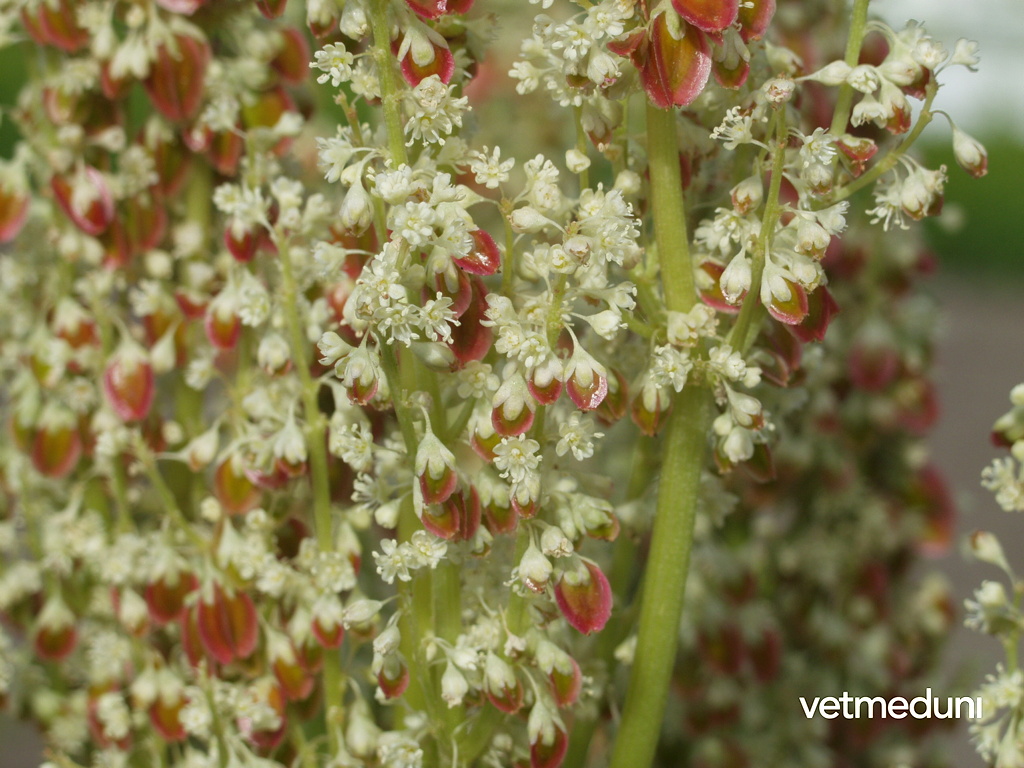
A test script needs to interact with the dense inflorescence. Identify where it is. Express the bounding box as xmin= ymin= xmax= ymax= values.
xmin=0 ymin=1 xmax=986 ymax=767
xmin=967 ymin=388 xmax=1024 ymax=768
